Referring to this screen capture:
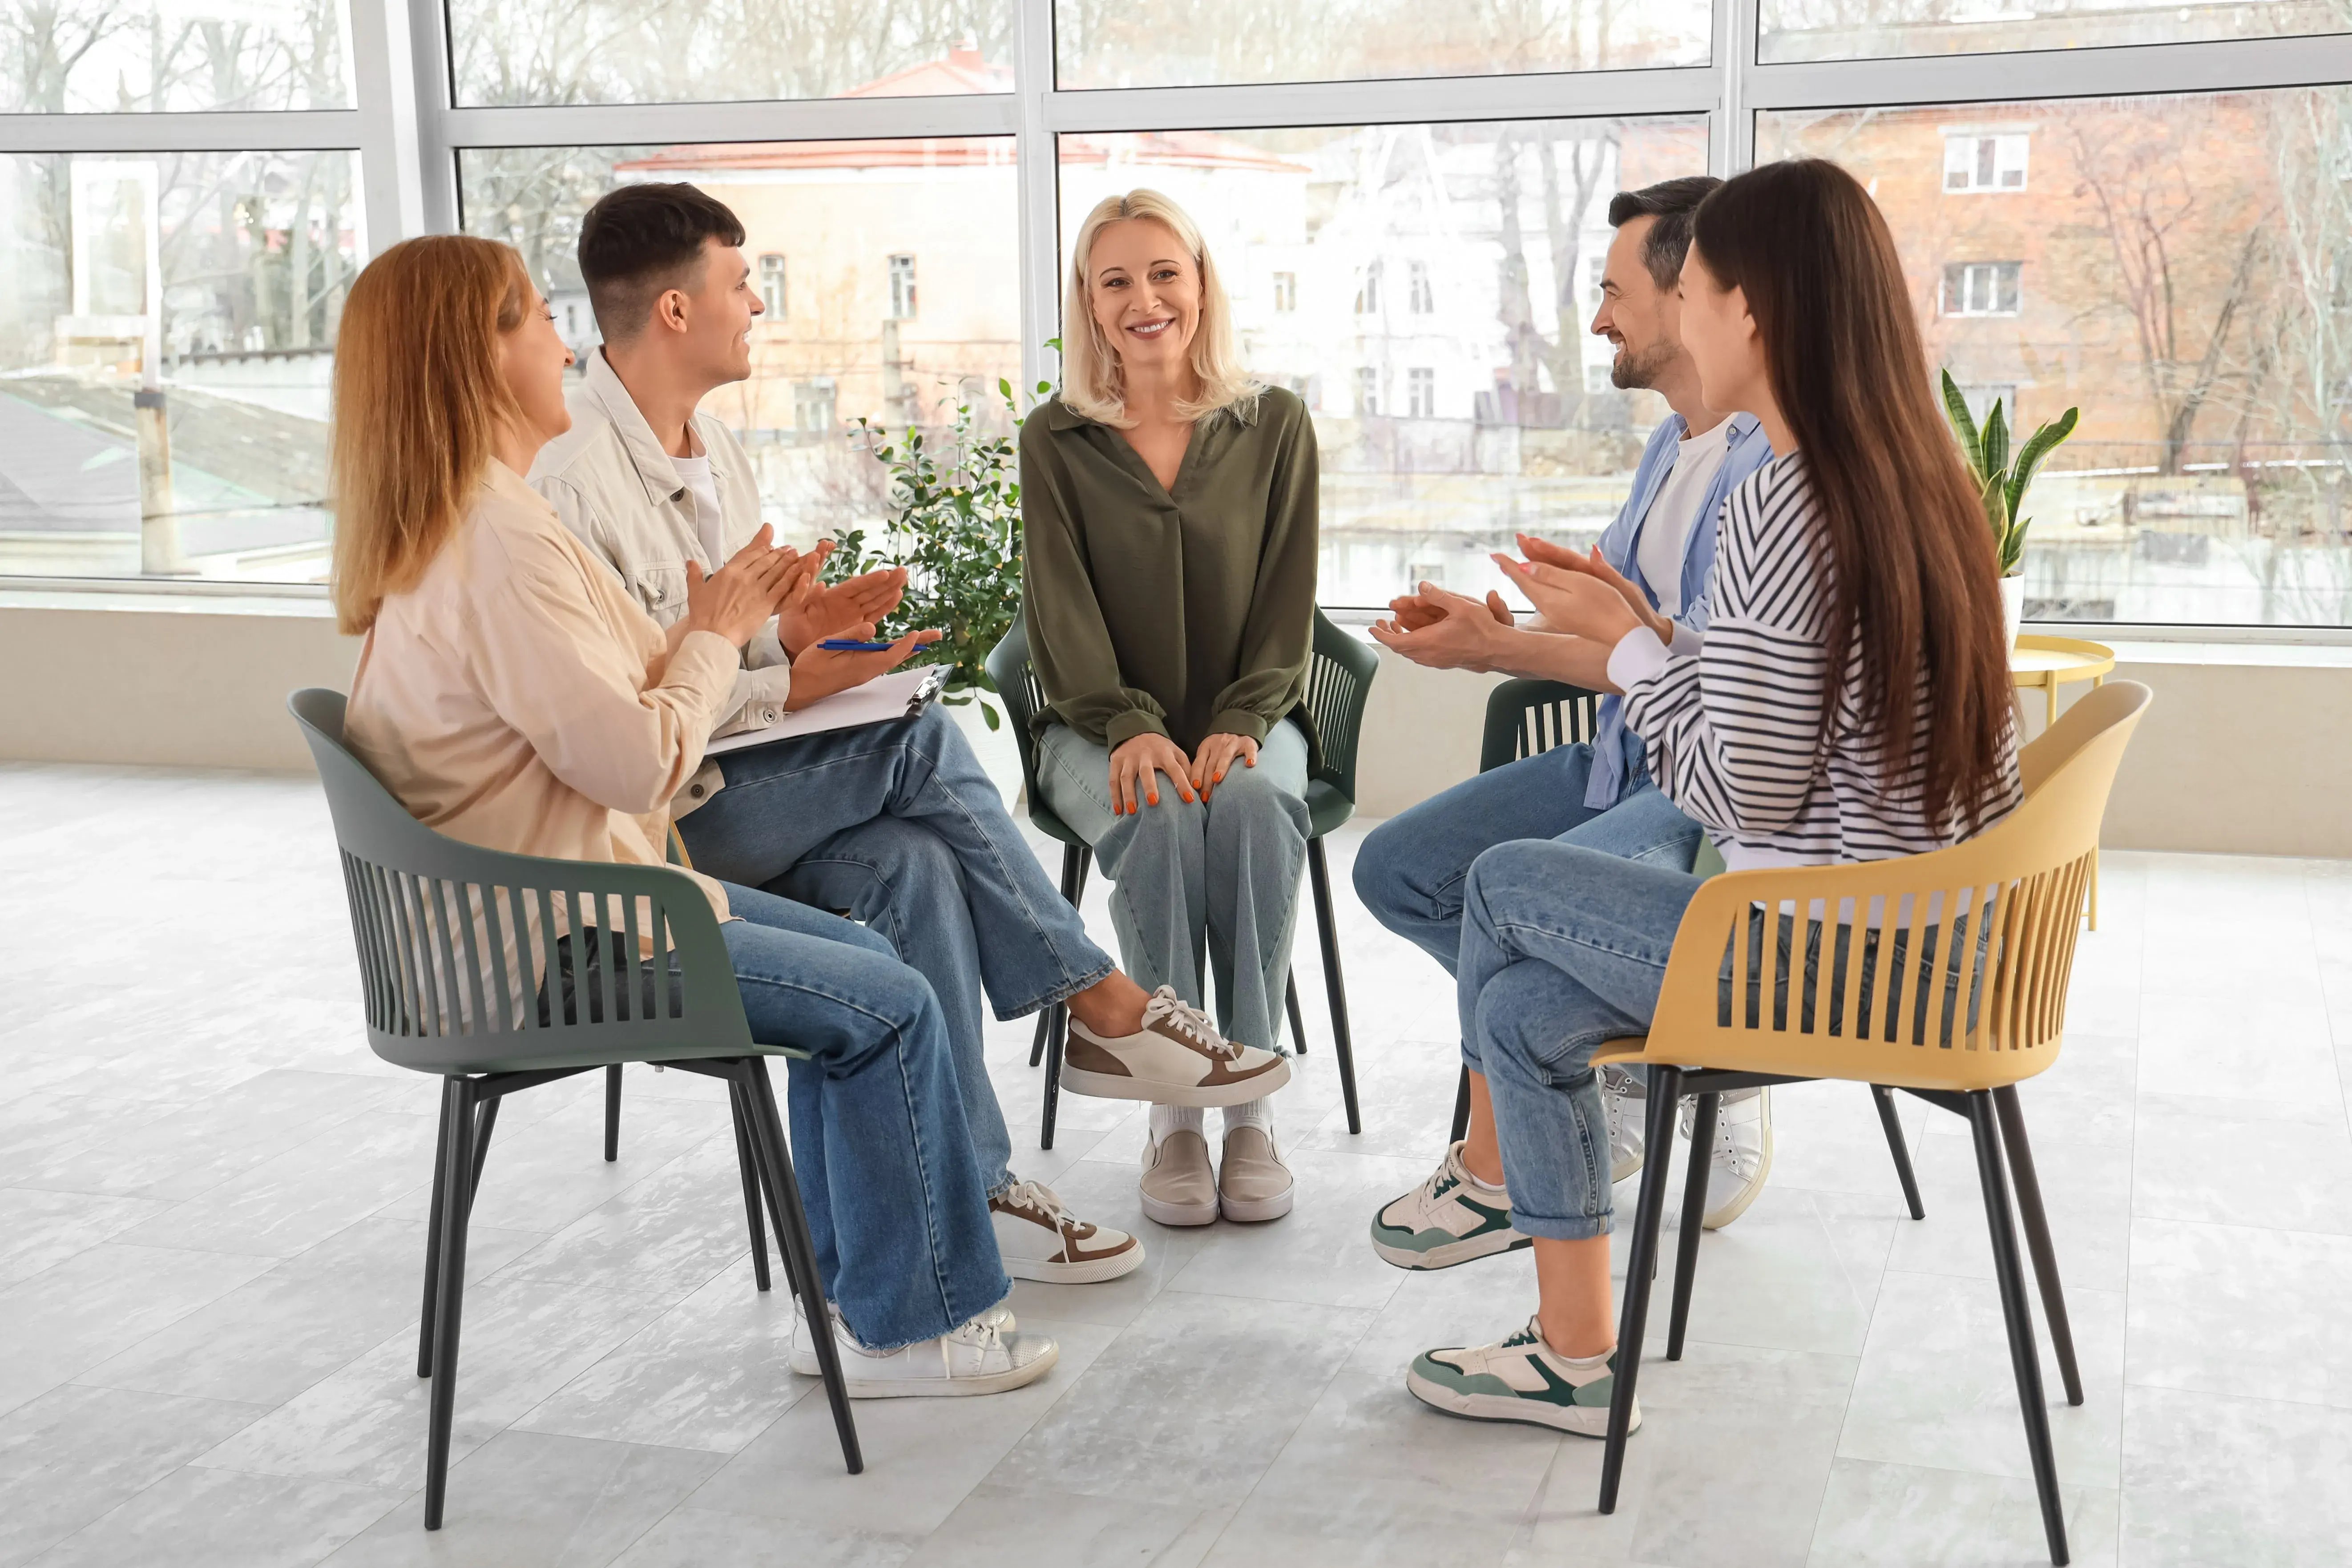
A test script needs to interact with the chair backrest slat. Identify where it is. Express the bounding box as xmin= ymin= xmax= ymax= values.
xmin=1480 ymin=678 xmax=1605 ymax=776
